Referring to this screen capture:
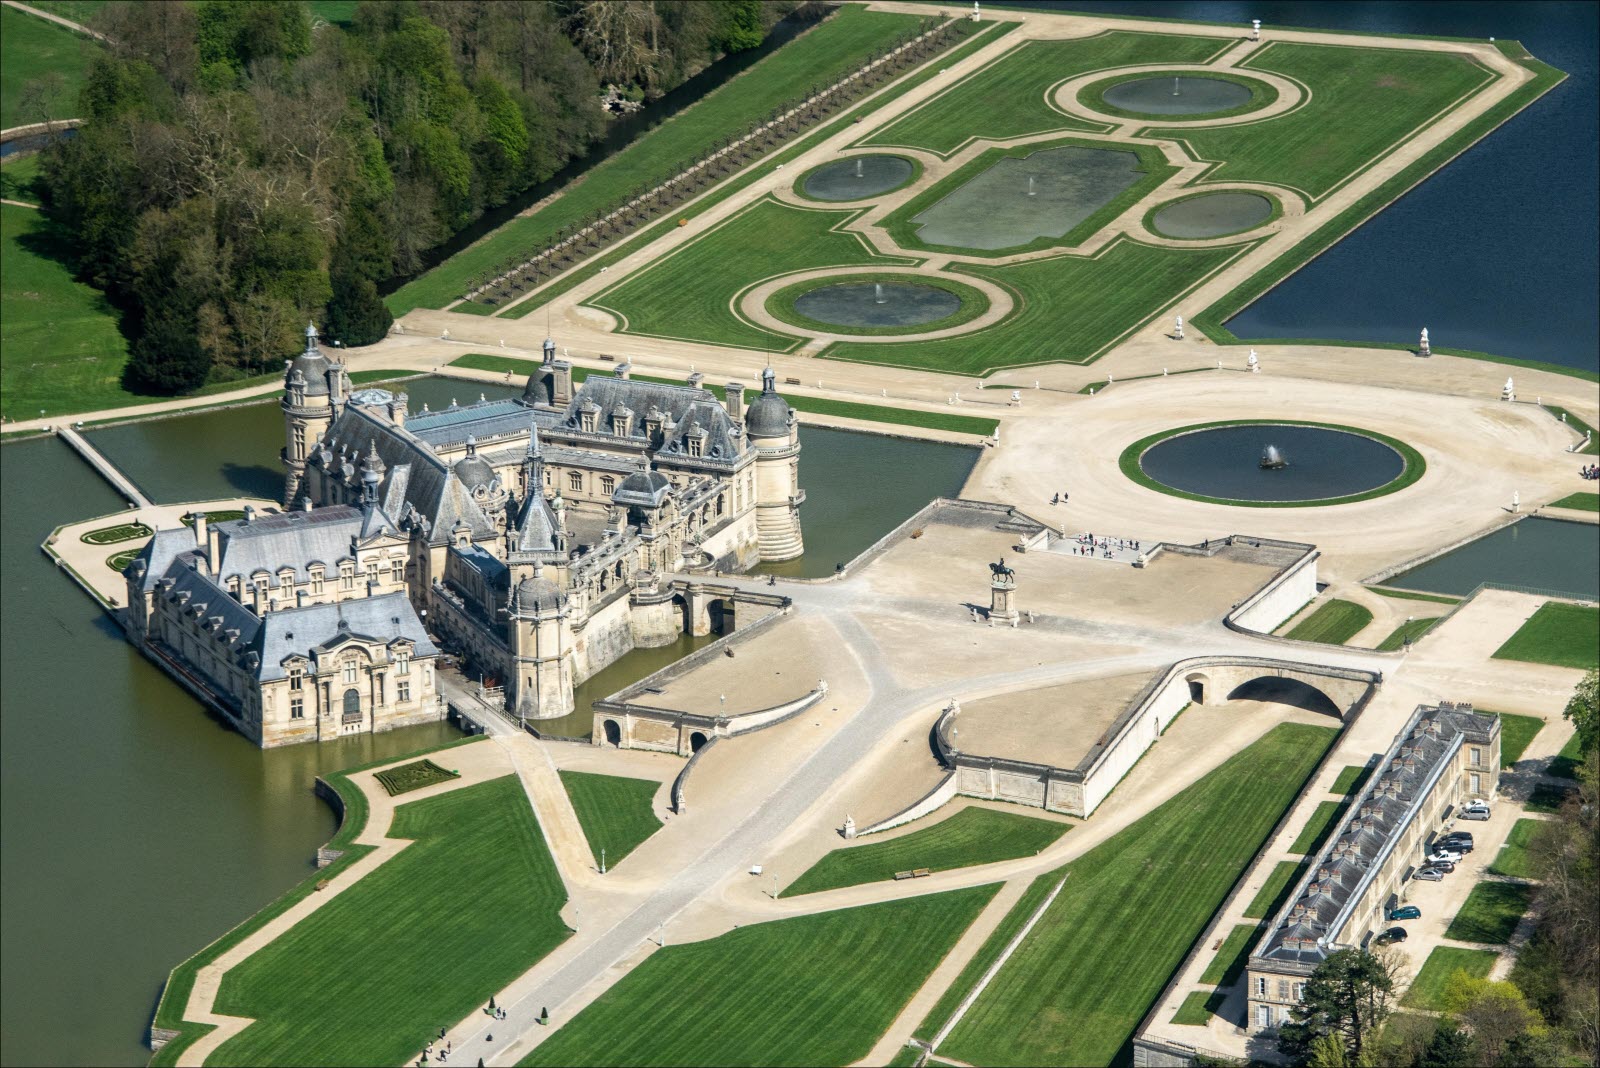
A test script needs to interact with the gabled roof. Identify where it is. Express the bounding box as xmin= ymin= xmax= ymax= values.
xmin=552 ymin=376 xmax=744 ymax=466
xmin=249 ymin=591 xmax=436 ymax=682
xmin=212 ymin=506 xmax=366 ymax=587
